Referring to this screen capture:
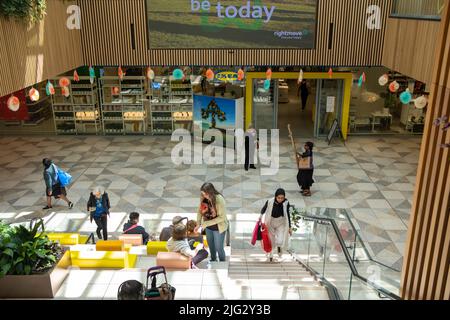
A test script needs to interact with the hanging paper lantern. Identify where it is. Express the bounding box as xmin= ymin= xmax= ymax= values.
xmin=362 ymin=72 xmax=366 ymax=83
xmin=266 ymin=68 xmax=272 ymax=80
xmin=173 ymin=68 xmax=184 ymax=80
xmin=328 ymin=68 xmax=333 ymax=78
xmin=89 ymin=66 xmax=96 ymax=84
xmin=46 ymin=81 xmax=55 ymax=96
xmin=297 ymin=69 xmax=304 ymax=84
xmin=206 ymin=68 xmax=214 ymax=80
xmin=61 ymin=86 xmax=70 ymax=98
xmin=59 ymin=77 xmax=71 ymax=88
xmin=358 ymin=75 xmax=364 ymax=88
xmin=112 ymin=87 xmax=120 ymax=95
xmin=400 ymin=89 xmax=412 ymax=104
xmin=414 ymin=95 xmax=428 ymax=109
xmin=73 ymin=70 xmax=80 ymax=82
xmin=237 ymin=68 xmax=245 ymax=81
xmin=263 ymin=79 xmax=271 ymax=91
xmin=7 ymin=95 xmax=20 ymax=112
xmin=378 ymin=74 xmax=389 ymax=86
xmin=118 ymin=66 xmax=124 ymax=81
xmin=147 ymin=67 xmax=155 ymax=80
xmin=29 ymin=87 xmax=40 ymax=102
xmin=389 ymin=81 xmax=400 ymax=93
